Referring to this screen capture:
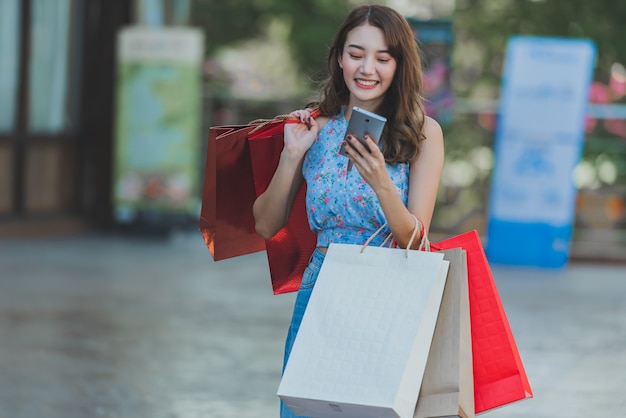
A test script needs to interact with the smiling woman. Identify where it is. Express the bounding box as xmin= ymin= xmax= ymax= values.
xmin=338 ymin=24 xmax=397 ymax=110
xmin=250 ymin=4 xmax=445 ymax=418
